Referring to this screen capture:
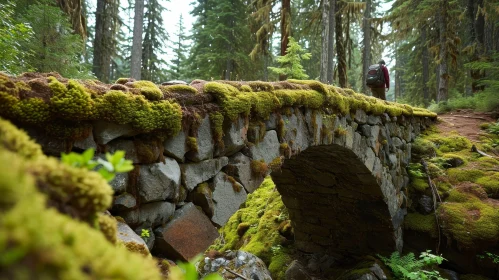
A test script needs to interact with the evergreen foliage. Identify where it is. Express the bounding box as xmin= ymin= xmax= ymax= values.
xmin=168 ymin=15 xmax=189 ymax=80
xmin=268 ymin=37 xmax=311 ymax=80
xmin=141 ymin=0 xmax=169 ymax=83
xmin=0 ymin=1 xmax=34 ymax=75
